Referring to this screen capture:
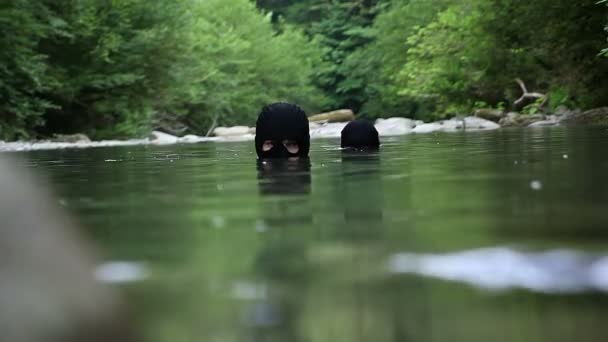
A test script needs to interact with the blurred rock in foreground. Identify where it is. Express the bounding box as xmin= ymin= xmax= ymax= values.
xmin=0 ymin=155 xmax=136 ymax=342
